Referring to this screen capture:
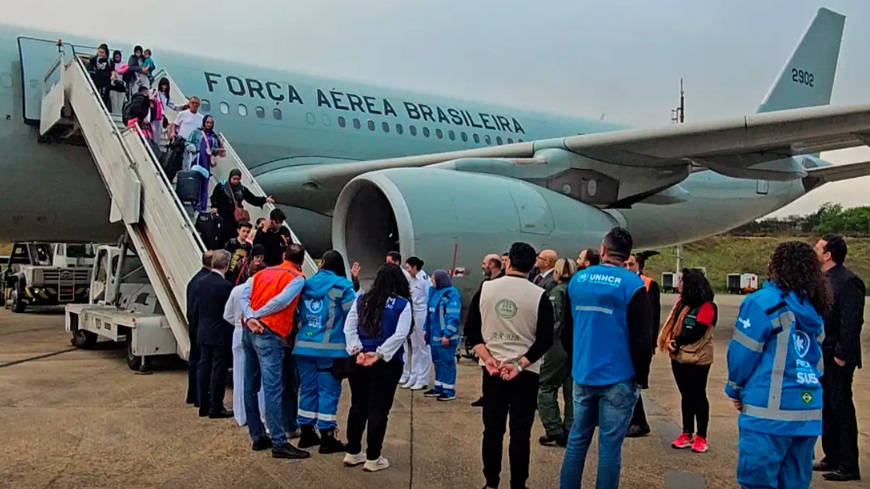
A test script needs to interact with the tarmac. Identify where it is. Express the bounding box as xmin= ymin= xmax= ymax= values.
xmin=0 ymin=294 xmax=867 ymax=489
